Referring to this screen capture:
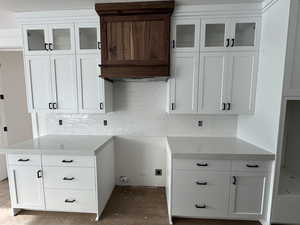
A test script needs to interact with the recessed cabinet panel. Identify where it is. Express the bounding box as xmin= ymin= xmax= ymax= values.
xmin=25 ymin=56 xmax=53 ymax=112
xmin=169 ymin=52 xmax=199 ymax=113
xmin=77 ymin=54 xmax=104 ymax=113
xmin=198 ymin=53 xmax=228 ymax=114
xmin=230 ymin=175 xmax=265 ymax=217
xmin=8 ymin=165 xmax=44 ymax=210
xmin=228 ymin=53 xmax=257 ymax=114
xmin=51 ymin=55 xmax=78 ymax=113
